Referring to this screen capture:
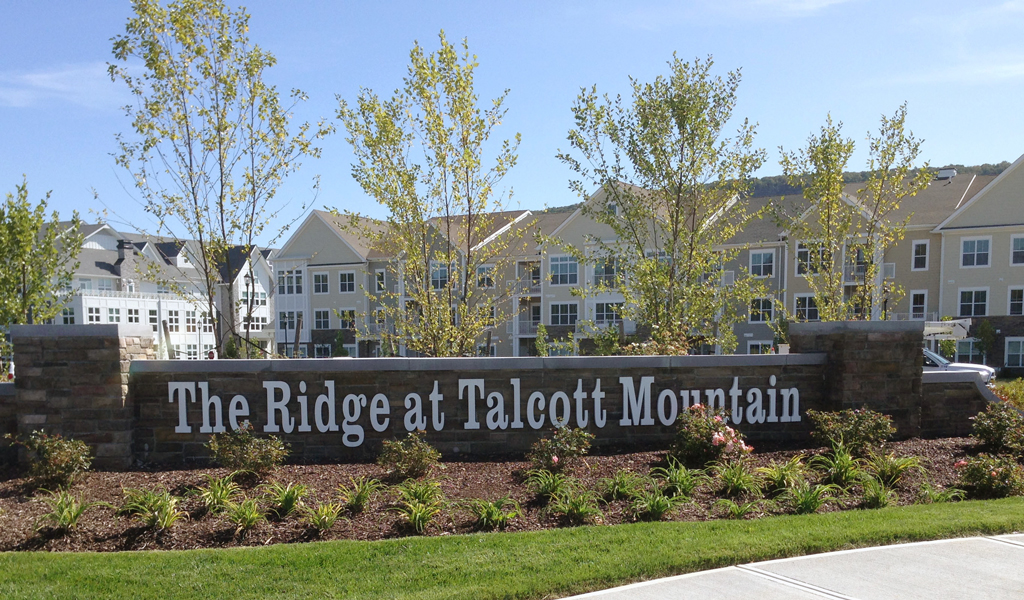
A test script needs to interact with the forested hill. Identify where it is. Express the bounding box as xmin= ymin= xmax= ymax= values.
xmin=542 ymin=161 xmax=1012 ymax=213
